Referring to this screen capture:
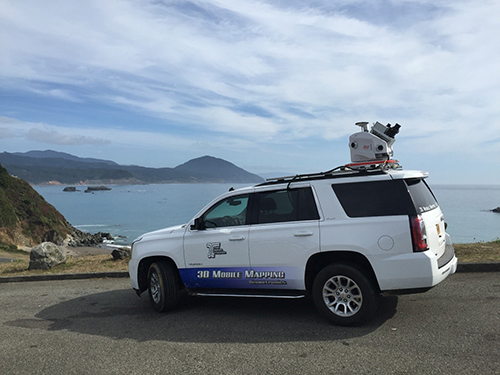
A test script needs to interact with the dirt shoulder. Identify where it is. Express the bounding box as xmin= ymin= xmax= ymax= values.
xmin=0 ymin=241 xmax=499 ymax=277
